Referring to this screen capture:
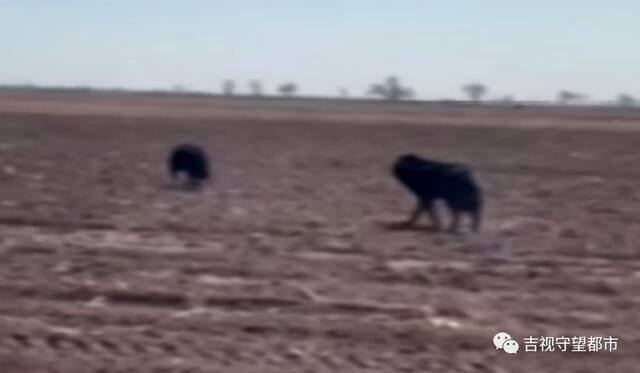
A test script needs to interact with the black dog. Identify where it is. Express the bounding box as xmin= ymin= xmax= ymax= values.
xmin=168 ymin=144 xmax=210 ymax=190
xmin=392 ymin=154 xmax=482 ymax=232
